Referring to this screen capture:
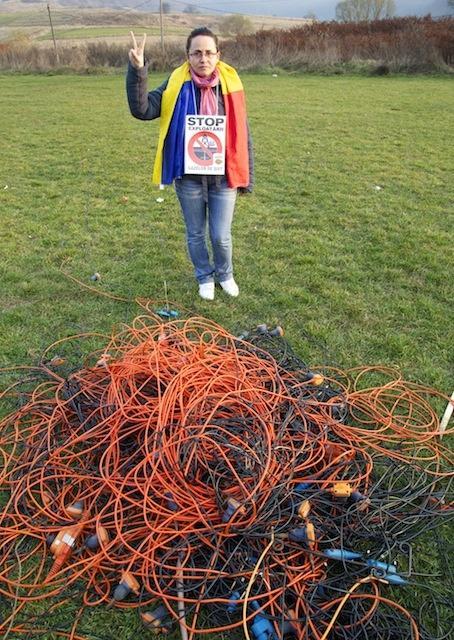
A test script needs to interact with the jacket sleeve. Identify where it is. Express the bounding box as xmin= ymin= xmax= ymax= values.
xmin=126 ymin=61 xmax=168 ymax=121
xmin=238 ymin=121 xmax=254 ymax=194
xmin=246 ymin=120 xmax=254 ymax=192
